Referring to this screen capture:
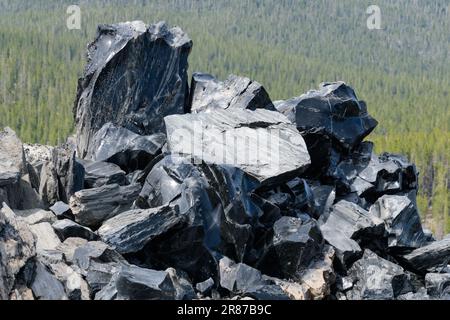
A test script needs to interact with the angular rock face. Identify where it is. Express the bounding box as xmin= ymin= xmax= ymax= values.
xmin=98 ymin=205 xmax=184 ymax=254
xmin=320 ymin=201 xmax=384 ymax=268
xmin=114 ymin=265 xmax=176 ymax=300
xmin=53 ymin=219 xmax=98 ymax=242
xmin=79 ymin=159 xmax=127 ymax=188
xmin=70 ymin=183 xmax=141 ymax=228
xmin=219 ymin=256 xmax=265 ymax=294
xmin=425 ymin=273 xmax=450 ymax=298
xmin=164 ymin=108 xmax=311 ymax=185
xmin=84 ymin=123 xmax=166 ymax=173
xmin=31 ymin=262 xmax=68 ymax=300
xmin=0 ymin=127 xmax=26 ymax=187
xmin=277 ymin=82 xmax=378 ymax=151
xmin=346 ymin=250 xmax=411 ymax=300
xmin=187 ymin=73 xmax=275 ymax=113
xmin=258 ymin=217 xmax=324 ymax=279
xmin=402 ymin=238 xmax=450 ymax=273
xmin=0 ymin=203 xmax=36 ymax=300
xmin=369 ymin=195 xmax=427 ymax=251
xmin=74 ymin=21 xmax=192 ymax=158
